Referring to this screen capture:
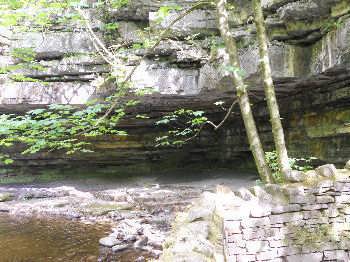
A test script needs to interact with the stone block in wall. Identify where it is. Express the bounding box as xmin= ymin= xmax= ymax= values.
xmin=256 ymin=249 xmax=279 ymax=260
xmin=235 ymin=254 xmax=255 ymax=262
xmin=315 ymin=195 xmax=335 ymax=204
xmin=225 ymin=221 xmax=242 ymax=234
xmin=271 ymin=204 xmax=302 ymax=214
xmin=269 ymin=212 xmax=303 ymax=224
xmin=335 ymin=181 xmax=350 ymax=192
xmin=323 ymin=204 xmax=340 ymax=218
xmin=227 ymin=246 xmax=247 ymax=256
xmin=289 ymin=194 xmax=316 ymax=204
xmin=241 ymin=228 xmax=275 ymax=241
xmin=240 ymin=217 xmax=271 ymax=229
xmin=301 ymin=204 xmax=328 ymax=211
xmin=276 ymin=246 xmax=300 ymax=257
xmin=324 ymin=250 xmax=349 ymax=261
xmin=335 ymin=194 xmax=350 ymax=204
xmin=245 ymin=240 xmax=269 ymax=254
xmin=285 ymin=252 xmax=323 ymax=262
xmin=269 ymin=239 xmax=288 ymax=248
